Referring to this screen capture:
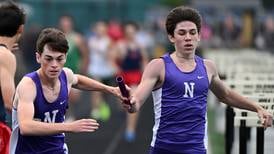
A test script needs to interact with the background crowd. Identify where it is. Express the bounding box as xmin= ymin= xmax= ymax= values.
xmin=5 ymin=0 xmax=274 ymax=154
